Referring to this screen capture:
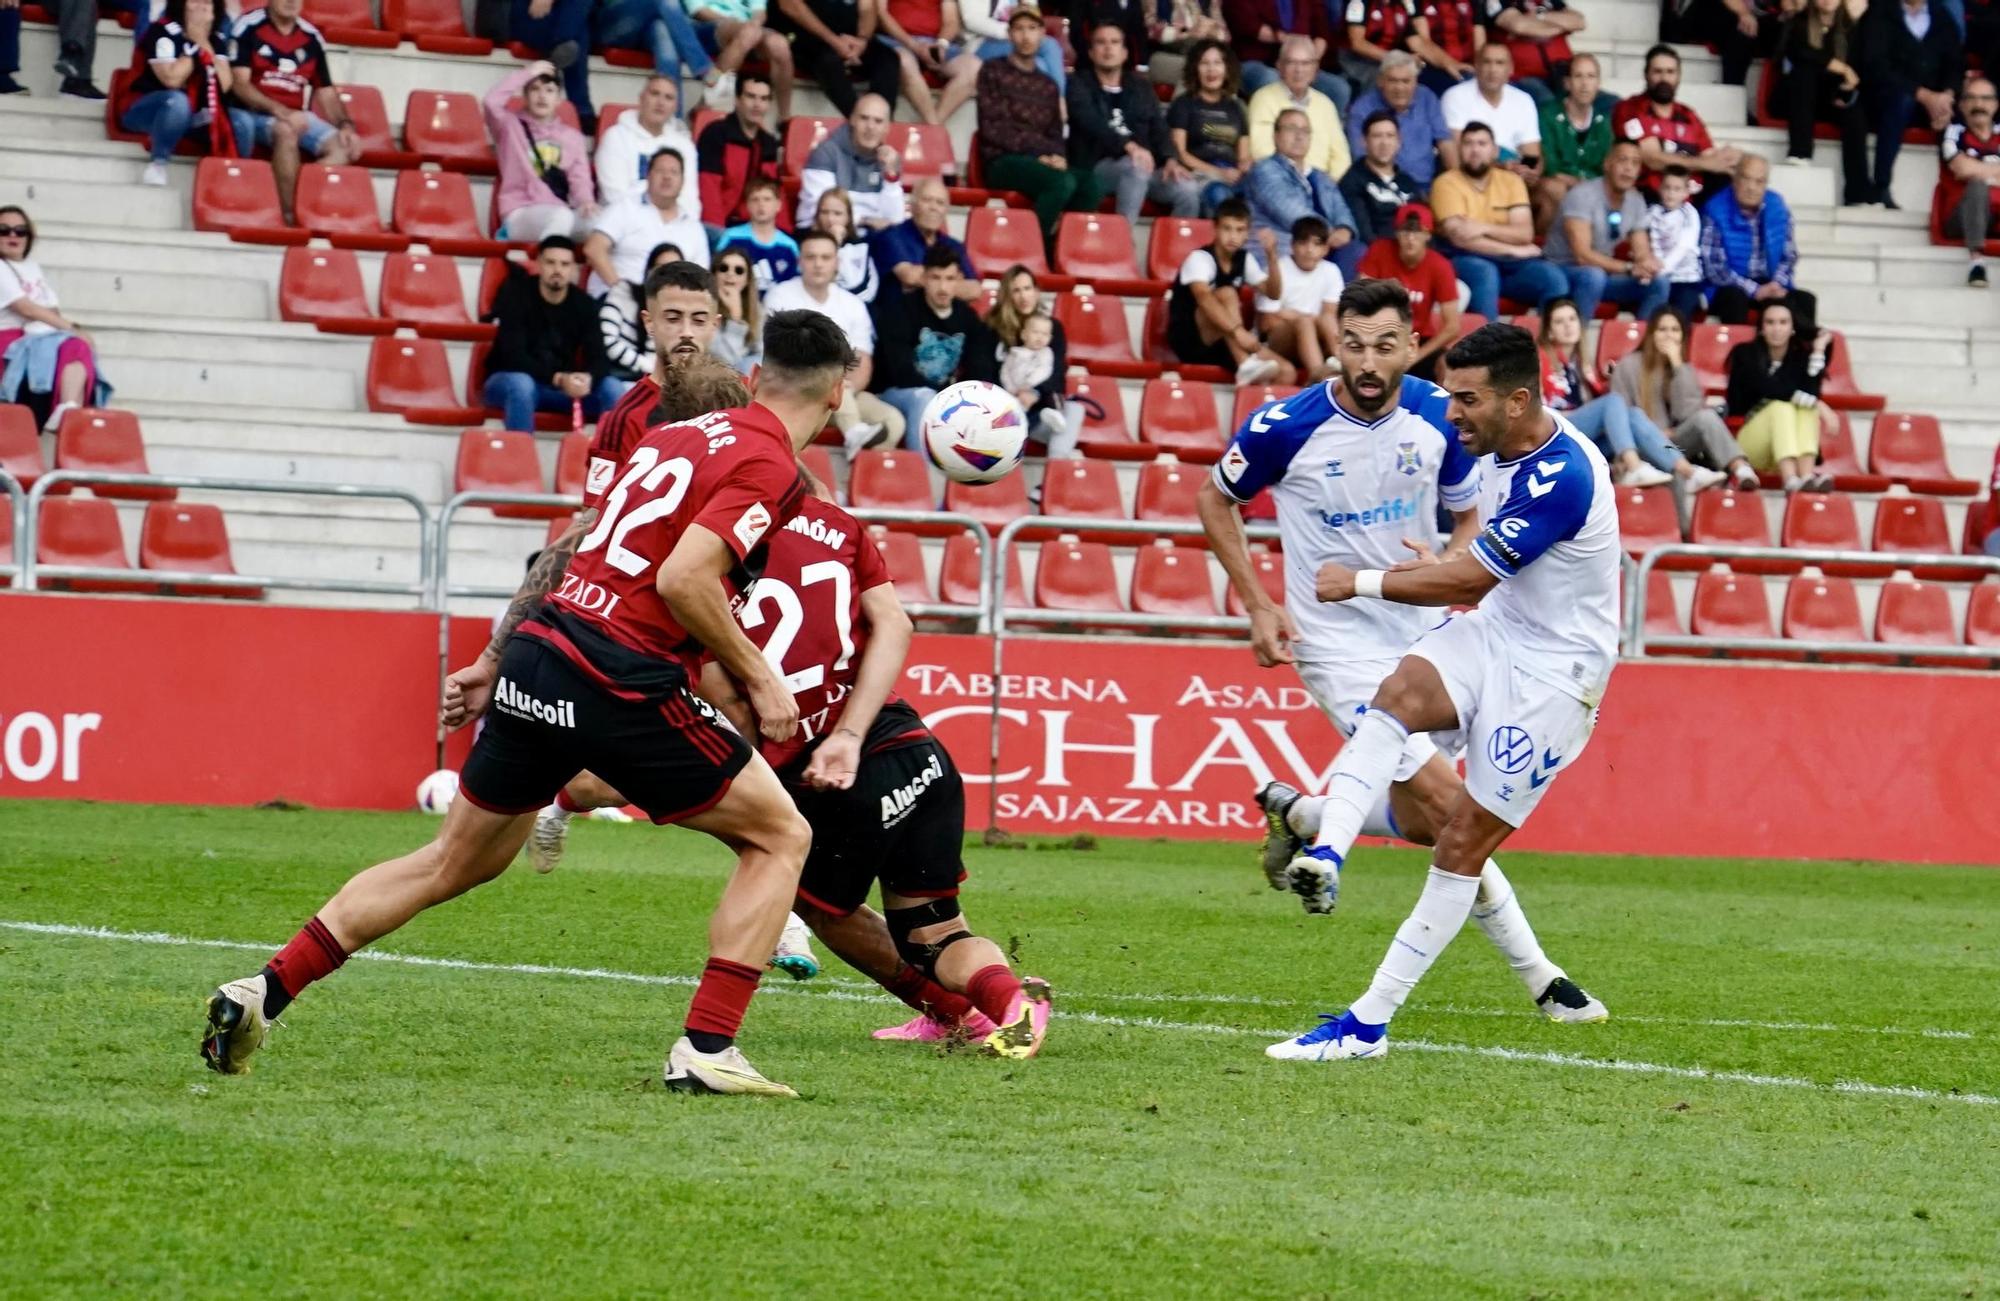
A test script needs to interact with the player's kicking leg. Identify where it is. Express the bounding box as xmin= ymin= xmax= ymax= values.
xmin=795 ymin=903 xmax=997 ymax=1042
